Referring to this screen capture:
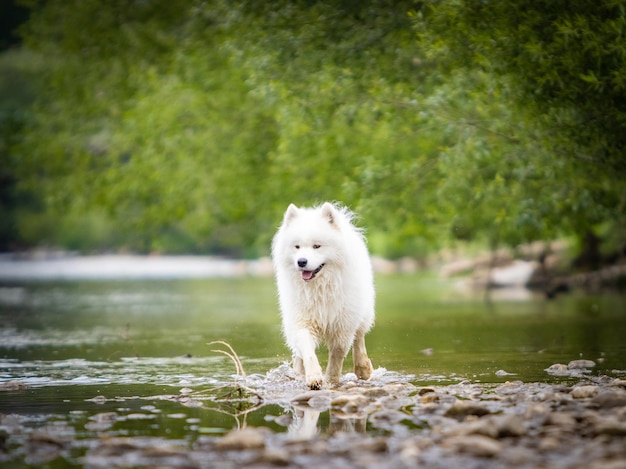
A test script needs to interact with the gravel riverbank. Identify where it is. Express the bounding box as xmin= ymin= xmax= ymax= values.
xmin=2 ymin=363 xmax=626 ymax=468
